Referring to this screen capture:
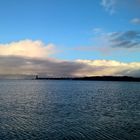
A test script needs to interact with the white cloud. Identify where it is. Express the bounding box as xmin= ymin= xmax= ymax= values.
xmin=93 ymin=28 xmax=103 ymax=34
xmin=0 ymin=40 xmax=56 ymax=59
xmin=76 ymin=59 xmax=140 ymax=77
xmin=131 ymin=18 xmax=140 ymax=25
xmin=101 ymin=0 xmax=116 ymax=14
xmin=0 ymin=40 xmax=140 ymax=77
